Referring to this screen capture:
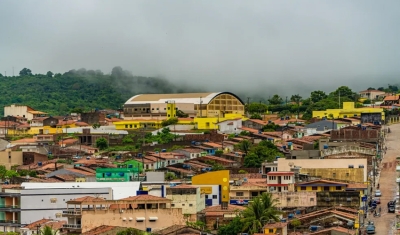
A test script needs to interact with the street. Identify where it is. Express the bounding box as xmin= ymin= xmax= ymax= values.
xmin=370 ymin=124 xmax=398 ymax=234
